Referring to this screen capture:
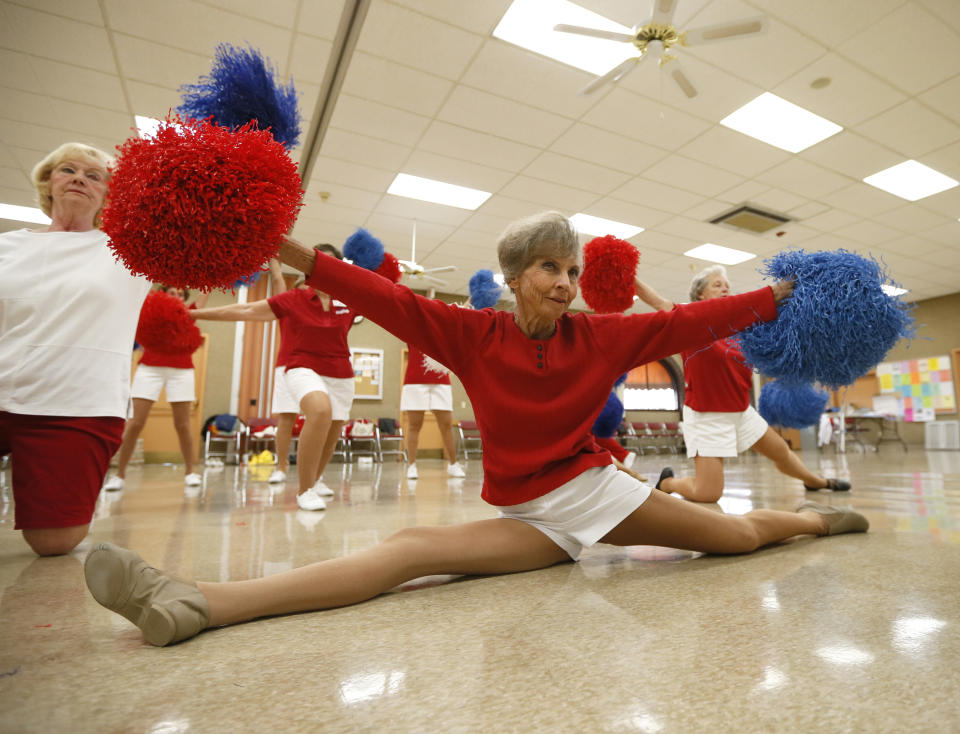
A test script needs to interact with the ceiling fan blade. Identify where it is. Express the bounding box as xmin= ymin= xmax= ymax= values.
xmin=578 ymin=56 xmax=641 ymax=95
xmin=553 ymin=24 xmax=635 ymax=43
xmin=649 ymin=0 xmax=679 ymax=26
xmin=397 ymin=259 xmax=419 ymax=272
xmin=420 ymin=274 xmax=448 ymax=286
xmin=421 ymin=265 xmax=457 ymax=274
xmin=670 ymin=65 xmax=697 ymax=98
xmin=682 ymin=16 xmax=768 ymax=46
